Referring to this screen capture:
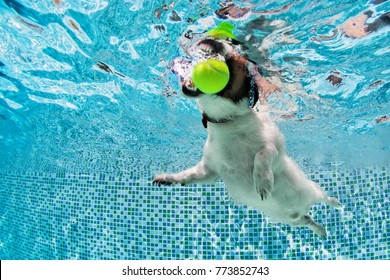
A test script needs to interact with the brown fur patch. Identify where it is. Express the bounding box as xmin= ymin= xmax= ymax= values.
xmin=219 ymin=55 xmax=253 ymax=103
